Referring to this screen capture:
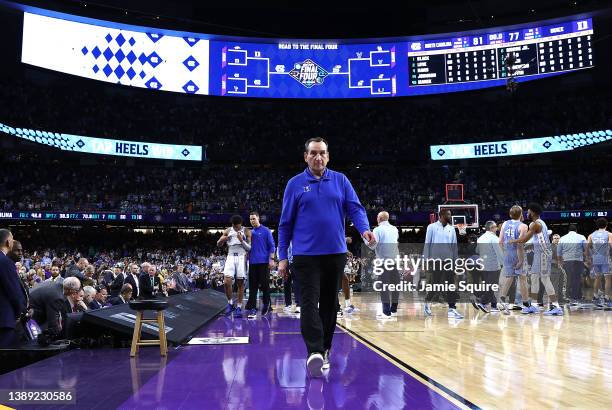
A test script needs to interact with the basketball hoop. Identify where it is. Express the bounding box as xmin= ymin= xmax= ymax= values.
xmin=457 ymin=224 xmax=467 ymax=236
